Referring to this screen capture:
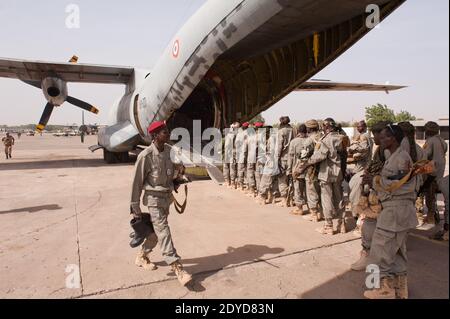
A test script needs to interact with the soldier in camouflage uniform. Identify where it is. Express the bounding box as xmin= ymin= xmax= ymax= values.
xmin=287 ymin=124 xmax=314 ymax=215
xmin=223 ymin=123 xmax=240 ymax=188
xmin=235 ymin=122 xmax=249 ymax=191
xmin=245 ymin=124 xmax=258 ymax=197
xmin=363 ymin=124 xmax=418 ymax=299
xmin=302 ymin=120 xmax=323 ymax=222
xmin=256 ymin=126 xmax=280 ymax=205
xmin=276 ymin=117 xmax=294 ymax=206
xmin=421 ymin=122 xmax=448 ymax=225
xmin=298 ymin=118 xmax=345 ymax=235
xmin=351 ymin=121 xmax=391 ymax=271
xmin=254 ymin=124 xmax=269 ymax=199
xmin=2 ymin=132 xmax=15 ymax=159
xmin=348 ymin=121 xmax=373 ymax=235
xmin=247 ymin=122 xmax=265 ymax=196
xmin=130 ymin=121 xmax=192 ymax=287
